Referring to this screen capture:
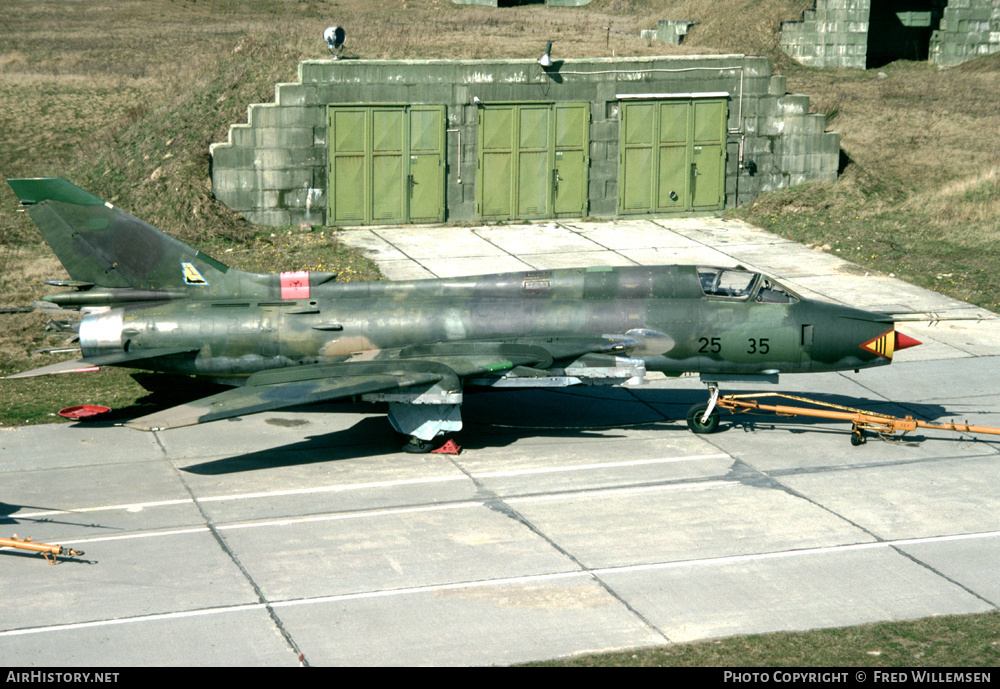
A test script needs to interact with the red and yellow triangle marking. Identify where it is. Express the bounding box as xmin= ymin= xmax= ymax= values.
xmin=860 ymin=329 xmax=921 ymax=359
xmin=861 ymin=329 xmax=897 ymax=359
